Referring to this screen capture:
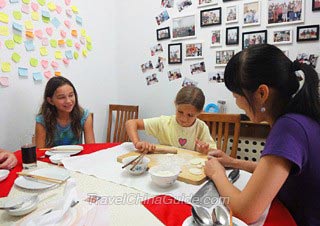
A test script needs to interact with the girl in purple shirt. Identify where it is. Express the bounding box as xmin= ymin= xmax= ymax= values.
xmin=205 ymin=44 xmax=320 ymax=225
